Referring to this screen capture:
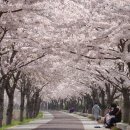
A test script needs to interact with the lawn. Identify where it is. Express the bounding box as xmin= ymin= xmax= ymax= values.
xmin=0 ymin=112 xmax=43 ymax=130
